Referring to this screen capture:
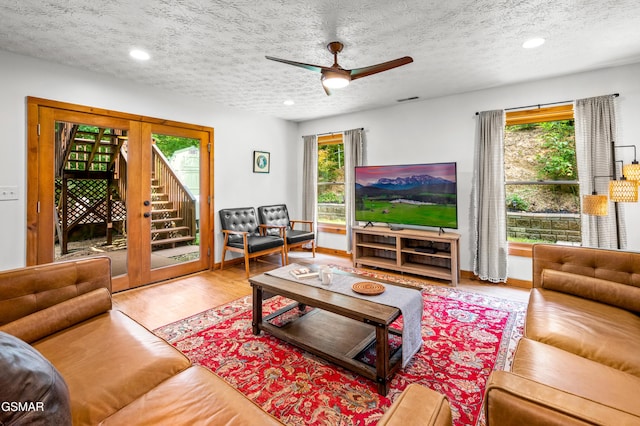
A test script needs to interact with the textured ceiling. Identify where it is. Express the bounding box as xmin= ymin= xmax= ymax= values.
xmin=1 ymin=0 xmax=640 ymax=122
